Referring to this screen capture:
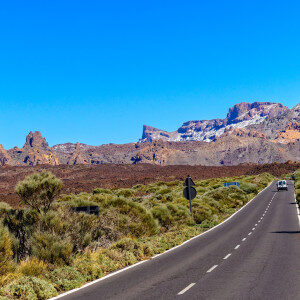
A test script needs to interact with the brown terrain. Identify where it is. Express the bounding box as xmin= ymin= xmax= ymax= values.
xmin=1 ymin=162 xmax=299 ymax=207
